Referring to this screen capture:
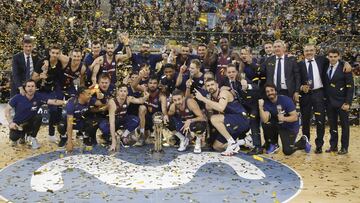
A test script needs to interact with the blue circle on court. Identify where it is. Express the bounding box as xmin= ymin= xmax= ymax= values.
xmin=0 ymin=146 xmax=302 ymax=202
